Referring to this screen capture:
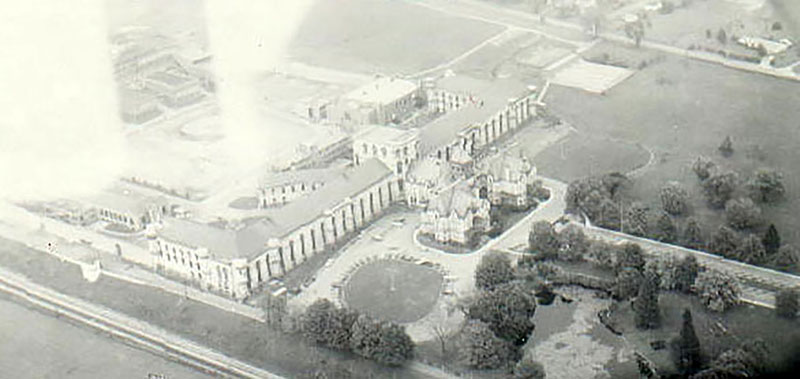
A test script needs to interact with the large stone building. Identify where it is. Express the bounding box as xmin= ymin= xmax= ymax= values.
xmin=417 ymin=75 xmax=538 ymax=166
xmin=405 ymin=159 xmax=451 ymax=207
xmin=479 ymin=152 xmax=538 ymax=210
xmin=420 ymin=182 xmax=490 ymax=246
xmin=150 ymin=159 xmax=401 ymax=299
xmin=256 ymin=166 xmax=347 ymax=208
xmin=352 ymin=125 xmax=419 ymax=175
xmin=330 ymin=76 xmax=420 ymax=128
